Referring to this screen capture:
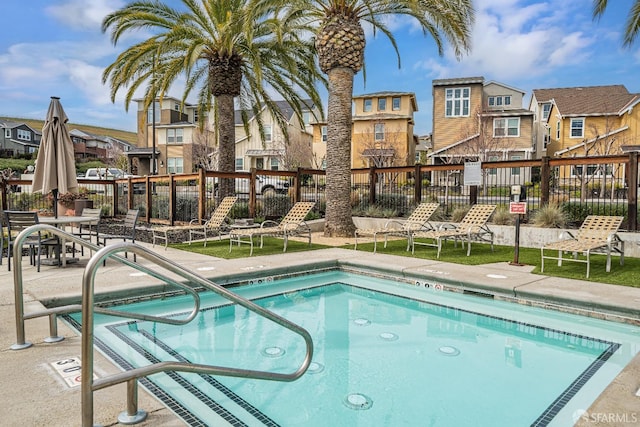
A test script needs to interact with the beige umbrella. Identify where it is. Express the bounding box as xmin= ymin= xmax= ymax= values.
xmin=32 ymin=96 xmax=78 ymax=217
